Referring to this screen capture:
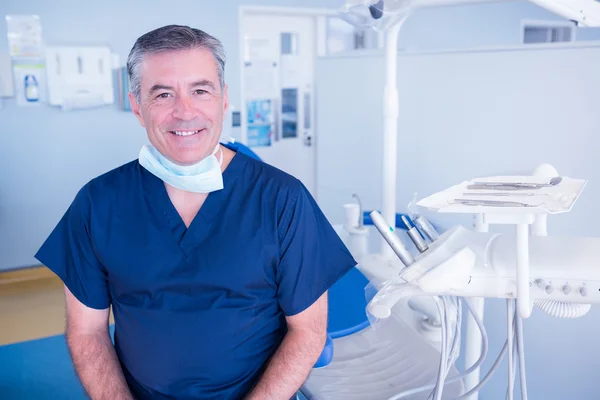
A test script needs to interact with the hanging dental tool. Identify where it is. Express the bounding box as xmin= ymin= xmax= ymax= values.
xmin=370 ymin=210 xmax=415 ymax=267
xmin=402 ymin=215 xmax=429 ymax=253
